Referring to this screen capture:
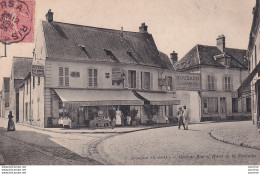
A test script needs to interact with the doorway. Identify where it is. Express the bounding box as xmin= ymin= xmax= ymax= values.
xmin=220 ymin=97 xmax=226 ymax=119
